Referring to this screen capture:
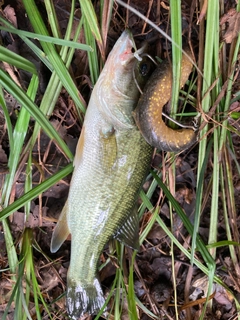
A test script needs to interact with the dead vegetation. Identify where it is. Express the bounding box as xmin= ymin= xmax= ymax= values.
xmin=0 ymin=0 xmax=240 ymax=319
